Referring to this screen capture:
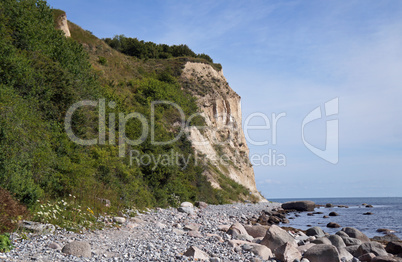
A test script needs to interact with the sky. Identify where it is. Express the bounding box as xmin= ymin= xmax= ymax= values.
xmin=46 ymin=0 xmax=402 ymax=199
